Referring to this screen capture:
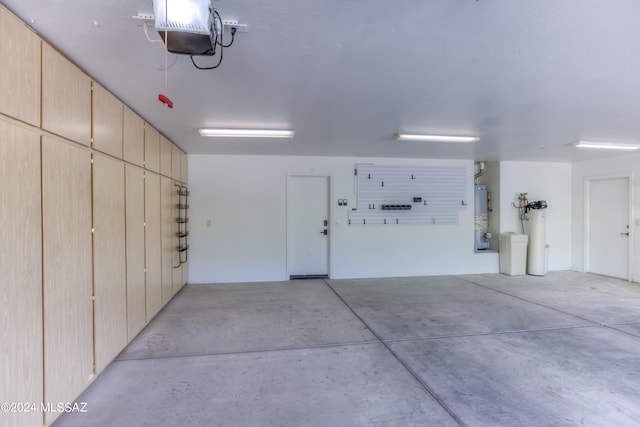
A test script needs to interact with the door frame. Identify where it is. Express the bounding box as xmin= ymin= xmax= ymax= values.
xmin=583 ymin=173 xmax=633 ymax=280
xmin=286 ymin=173 xmax=332 ymax=279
